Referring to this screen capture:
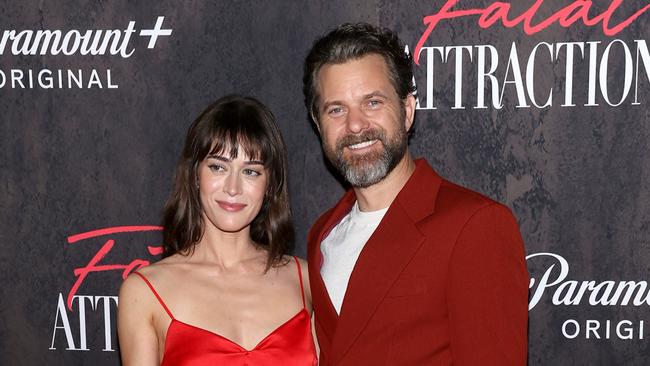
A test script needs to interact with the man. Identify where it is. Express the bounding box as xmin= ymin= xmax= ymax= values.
xmin=303 ymin=23 xmax=529 ymax=365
